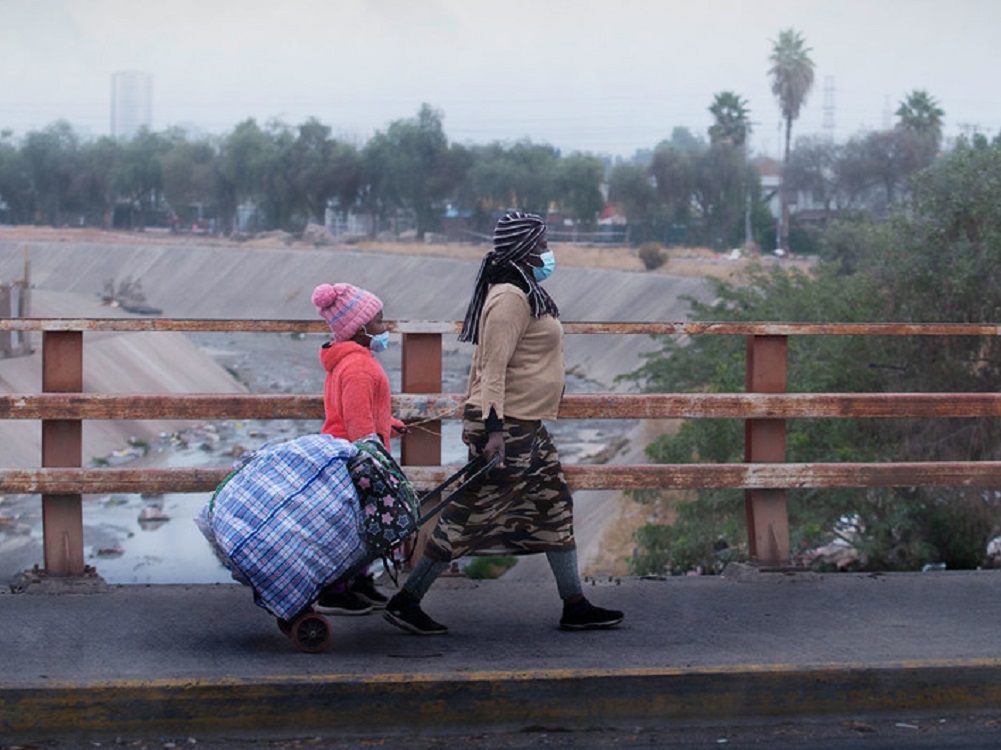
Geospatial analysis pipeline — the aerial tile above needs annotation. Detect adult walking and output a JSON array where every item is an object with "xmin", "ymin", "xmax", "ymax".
[{"xmin": 384, "ymin": 211, "xmax": 625, "ymax": 635}]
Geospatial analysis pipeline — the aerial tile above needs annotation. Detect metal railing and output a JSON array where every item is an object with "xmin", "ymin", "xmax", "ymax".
[{"xmin": 3, "ymin": 317, "xmax": 1001, "ymax": 576}]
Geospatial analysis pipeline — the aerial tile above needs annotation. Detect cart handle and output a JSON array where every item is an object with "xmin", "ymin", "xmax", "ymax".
[{"xmin": 416, "ymin": 454, "xmax": 500, "ymax": 525}]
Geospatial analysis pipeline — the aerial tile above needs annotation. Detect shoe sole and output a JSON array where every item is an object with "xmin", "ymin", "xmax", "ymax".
[
  {"xmin": 559, "ymin": 618, "xmax": 624, "ymax": 631},
  {"xmin": 312, "ymin": 605, "xmax": 373, "ymax": 616},
  {"xmin": 383, "ymin": 609, "xmax": 448, "ymax": 635},
  {"xmin": 353, "ymin": 595, "xmax": 388, "ymax": 609}
]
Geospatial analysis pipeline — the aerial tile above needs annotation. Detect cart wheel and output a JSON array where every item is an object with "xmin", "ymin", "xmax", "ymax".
[{"xmin": 290, "ymin": 612, "xmax": 330, "ymax": 653}]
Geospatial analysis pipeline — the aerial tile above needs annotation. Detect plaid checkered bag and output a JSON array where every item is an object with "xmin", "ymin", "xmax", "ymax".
[
  {"xmin": 347, "ymin": 434, "xmax": 420, "ymax": 557},
  {"xmin": 196, "ymin": 434, "xmax": 369, "ymax": 621}
]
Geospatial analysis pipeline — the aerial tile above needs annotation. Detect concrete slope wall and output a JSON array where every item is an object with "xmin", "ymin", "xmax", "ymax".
[
  {"xmin": 0, "ymin": 241, "xmax": 712, "ymax": 466},
  {"xmin": 1, "ymin": 240, "xmax": 711, "ymax": 386},
  {"xmin": 0, "ymin": 287, "xmax": 250, "ymax": 466}
]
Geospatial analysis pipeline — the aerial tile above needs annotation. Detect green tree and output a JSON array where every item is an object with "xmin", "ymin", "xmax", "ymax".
[
  {"xmin": 361, "ymin": 104, "xmax": 464, "ymax": 239},
  {"xmin": 21, "ymin": 120, "xmax": 80, "ymax": 226},
  {"xmin": 691, "ymin": 143, "xmax": 746, "ymax": 249},
  {"xmin": 895, "ymin": 89, "xmax": 945, "ymax": 148},
  {"xmin": 216, "ymin": 118, "xmax": 276, "ymax": 233},
  {"xmin": 325, "ymin": 140, "xmax": 364, "ymax": 222},
  {"xmin": 707, "ymin": 91, "xmax": 753, "ymax": 248},
  {"xmin": 270, "ymin": 118, "xmax": 364, "ymax": 232},
  {"xmin": 625, "ymin": 137, "xmax": 1001, "ymax": 574},
  {"xmin": 359, "ymin": 129, "xmax": 400, "ymax": 237},
  {"xmin": 113, "ymin": 127, "xmax": 168, "ymax": 230},
  {"xmin": 876, "ymin": 135, "xmax": 1001, "ymax": 331},
  {"xmin": 556, "ymin": 152, "xmax": 605, "ymax": 228},
  {"xmin": 502, "ymin": 140, "xmax": 561, "ymax": 217},
  {"xmin": 74, "ymin": 136, "xmax": 121, "ymax": 229},
  {"xmin": 650, "ymin": 144, "xmax": 695, "ymax": 226},
  {"xmin": 159, "ymin": 128, "xmax": 218, "ymax": 230},
  {"xmin": 0, "ymin": 130, "xmax": 33, "ymax": 224},
  {"xmin": 837, "ymin": 128, "xmax": 934, "ymax": 214},
  {"xmin": 654, "ymin": 126, "xmax": 704, "ymax": 154},
  {"xmin": 462, "ymin": 142, "xmax": 515, "ymax": 217},
  {"xmin": 894, "ymin": 89, "xmax": 945, "ymax": 175},
  {"xmin": 785, "ymin": 135, "xmax": 841, "ymax": 219},
  {"xmin": 708, "ymin": 91, "xmax": 750, "ymax": 147},
  {"xmin": 458, "ymin": 139, "xmax": 562, "ymax": 235},
  {"xmin": 769, "ymin": 28, "xmax": 815, "ymax": 252},
  {"xmin": 624, "ymin": 263, "xmax": 887, "ymax": 573},
  {"xmin": 282, "ymin": 118, "xmax": 343, "ymax": 227},
  {"xmin": 607, "ymin": 161, "xmax": 660, "ymax": 243},
  {"xmin": 256, "ymin": 121, "xmax": 298, "ymax": 231},
  {"xmin": 650, "ymin": 140, "xmax": 700, "ymax": 244}
]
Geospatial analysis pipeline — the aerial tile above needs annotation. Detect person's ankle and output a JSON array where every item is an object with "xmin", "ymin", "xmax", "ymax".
[{"xmin": 391, "ymin": 589, "xmax": 419, "ymax": 606}]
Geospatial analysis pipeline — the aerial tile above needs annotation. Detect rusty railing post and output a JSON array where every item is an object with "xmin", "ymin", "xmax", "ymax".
[
  {"xmin": 744, "ymin": 334, "xmax": 790, "ymax": 565},
  {"xmin": 400, "ymin": 332, "xmax": 443, "ymax": 559},
  {"xmin": 41, "ymin": 330, "xmax": 86, "ymax": 575}
]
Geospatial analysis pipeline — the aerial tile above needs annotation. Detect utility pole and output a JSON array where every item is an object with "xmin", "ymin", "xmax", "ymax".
[
  {"xmin": 823, "ymin": 76, "xmax": 835, "ymax": 142},
  {"xmin": 743, "ymin": 120, "xmax": 760, "ymax": 250},
  {"xmin": 744, "ymin": 163, "xmax": 753, "ymax": 249}
]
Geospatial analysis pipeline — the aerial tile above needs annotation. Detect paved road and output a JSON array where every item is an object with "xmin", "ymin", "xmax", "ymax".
[{"xmin": 4, "ymin": 567, "xmax": 1001, "ymax": 744}]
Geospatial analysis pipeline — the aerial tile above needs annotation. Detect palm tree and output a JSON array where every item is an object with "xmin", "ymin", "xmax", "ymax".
[
  {"xmin": 708, "ymin": 92, "xmax": 753, "ymax": 246},
  {"xmin": 769, "ymin": 28, "xmax": 815, "ymax": 251},
  {"xmin": 708, "ymin": 91, "xmax": 750, "ymax": 146},
  {"xmin": 896, "ymin": 89, "xmax": 945, "ymax": 148}
]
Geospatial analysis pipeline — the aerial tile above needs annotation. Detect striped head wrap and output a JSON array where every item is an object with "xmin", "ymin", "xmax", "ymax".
[{"xmin": 459, "ymin": 211, "xmax": 560, "ymax": 344}]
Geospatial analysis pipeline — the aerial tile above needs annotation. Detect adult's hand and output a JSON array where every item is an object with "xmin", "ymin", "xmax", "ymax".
[{"xmin": 483, "ymin": 430, "xmax": 506, "ymax": 469}]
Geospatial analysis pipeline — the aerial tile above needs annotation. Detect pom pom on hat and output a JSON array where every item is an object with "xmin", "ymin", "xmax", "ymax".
[{"xmin": 312, "ymin": 283, "xmax": 383, "ymax": 342}]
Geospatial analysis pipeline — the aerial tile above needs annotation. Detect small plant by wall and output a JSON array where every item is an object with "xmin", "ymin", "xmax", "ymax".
[
  {"xmin": 462, "ymin": 556, "xmax": 518, "ymax": 579},
  {"xmin": 638, "ymin": 243, "xmax": 667, "ymax": 271}
]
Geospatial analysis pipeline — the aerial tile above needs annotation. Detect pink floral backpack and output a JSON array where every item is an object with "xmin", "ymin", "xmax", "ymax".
[{"xmin": 347, "ymin": 434, "xmax": 421, "ymax": 558}]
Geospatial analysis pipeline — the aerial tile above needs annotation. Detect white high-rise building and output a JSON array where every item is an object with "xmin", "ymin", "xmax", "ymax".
[{"xmin": 110, "ymin": 70, "xmax": 152, "ymax": 139}]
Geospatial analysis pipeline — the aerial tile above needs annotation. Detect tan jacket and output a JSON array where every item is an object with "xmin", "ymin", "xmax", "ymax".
[{"xmin": 464, "ymin": 284, "xmax": 564, "ymax": 421}]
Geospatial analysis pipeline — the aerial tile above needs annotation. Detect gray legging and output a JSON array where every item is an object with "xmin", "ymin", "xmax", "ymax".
[{"xmin": 402, "ymin": 548, "xmax": 583, "ymax": 602}]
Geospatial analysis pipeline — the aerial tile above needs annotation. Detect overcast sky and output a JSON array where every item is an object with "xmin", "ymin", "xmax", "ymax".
[{"xmin": 3, "ymin": 0, "xmax": 999, "ymax": 158}]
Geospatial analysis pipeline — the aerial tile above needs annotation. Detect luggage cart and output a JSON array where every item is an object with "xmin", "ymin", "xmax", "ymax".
[
  {"xmin": 275, "ymin": 454, "xmax": 496, "ymax": 653},
  {"xmin": 198, "ymin": 434, "xmax": 495, "ymax": 654}
]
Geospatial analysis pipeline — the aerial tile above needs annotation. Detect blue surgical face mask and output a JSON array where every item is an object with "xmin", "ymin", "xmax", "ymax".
[
  {"xmin": 367, "ymin": 330, "xmax": 390, "ymax": 353},
  {"xmin": 533, "ymin": 250, "xmax": 556, "ymax": 283}
]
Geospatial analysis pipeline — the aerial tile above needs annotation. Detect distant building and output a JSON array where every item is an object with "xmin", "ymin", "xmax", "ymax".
[
  {"xmin": 755, "ymin": 155, "xmax": 830, "ymax": 223},
  {"xmin": 110, "ymin": 70, "xmax": 152, "ymax": 139}
]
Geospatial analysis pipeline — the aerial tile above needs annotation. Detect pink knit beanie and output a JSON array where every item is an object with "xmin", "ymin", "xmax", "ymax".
[{"xmin": 312, "ymin": 283, "xmax": 383, "ymax": 342}]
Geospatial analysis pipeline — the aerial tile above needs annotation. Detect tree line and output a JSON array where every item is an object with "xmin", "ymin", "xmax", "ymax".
[{"xmin": 0, "ymin": 28, "xmax": 949, "ymax": 252}]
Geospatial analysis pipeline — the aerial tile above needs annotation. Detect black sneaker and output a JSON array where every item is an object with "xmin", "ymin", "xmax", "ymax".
[
  {"xmin": 313, "ymin": 590, "xmax": 373, "ymax": 616},
  {"xmin": 384, "ymin": 591, "xmax": 448, "ymax": 635},
  {"xmin": 350, "ymin": 574, "xmax": 389, "ymax": 609},
  {"xmin": 559, "ymin": 598, "xmax": 624, "ymax": 631}
]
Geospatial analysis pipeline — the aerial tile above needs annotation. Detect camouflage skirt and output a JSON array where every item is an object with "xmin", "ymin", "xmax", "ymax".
[{"xmin": 424, "ymin": 407, "xmax": 576, "ymax": 562}]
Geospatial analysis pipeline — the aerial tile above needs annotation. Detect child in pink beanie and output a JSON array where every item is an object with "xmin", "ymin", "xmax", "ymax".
[{"xmin": 311, "ymin": 283, "xmax": 406, "ymax": 615}]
